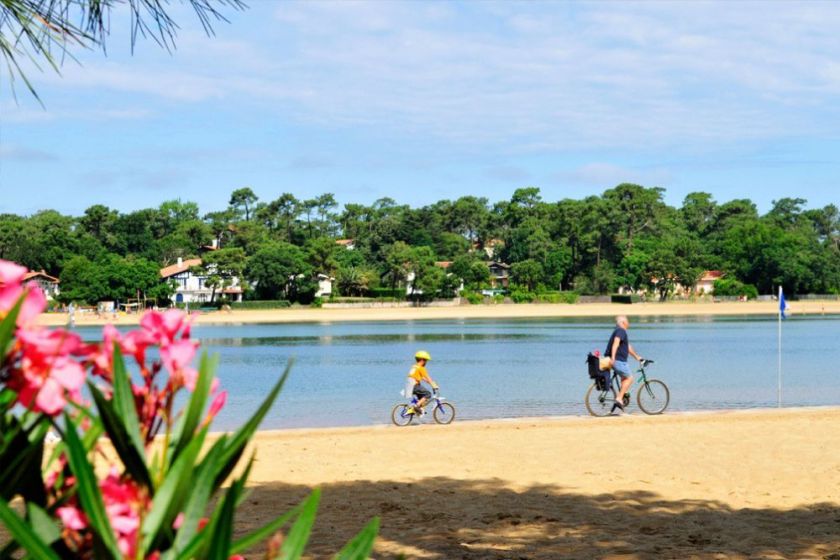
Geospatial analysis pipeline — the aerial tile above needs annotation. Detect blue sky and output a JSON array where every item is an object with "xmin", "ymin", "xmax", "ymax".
[{"xmin": 1, "ymin": 0, "xmax": 839, "ymax": 216}]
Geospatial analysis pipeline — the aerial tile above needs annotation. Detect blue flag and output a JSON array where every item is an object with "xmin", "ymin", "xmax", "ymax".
[{"xmin": 779, "ymin": 287, "xmax": 788, "ymax": 319}]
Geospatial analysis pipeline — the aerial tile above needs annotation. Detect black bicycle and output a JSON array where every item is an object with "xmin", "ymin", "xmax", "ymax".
[{"xmin": 585, "ymin": 359, "xmax": 670, "ymax": 416}]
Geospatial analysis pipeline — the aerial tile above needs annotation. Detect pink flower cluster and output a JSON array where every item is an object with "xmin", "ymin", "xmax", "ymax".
[
  {"xmin": 2, "ymin": 260, "xmax": 238, "ymax": 559},
  {"xmin": 0, "ymin": 260, "xmax": 47, "ymax": 328},
  {"xmin": 1, "ymin": 260, "xmax": 85, "ymax": 415},
  {"xmin": 57, "ymin": 467, "xmax": 148, "ymax": 557}
]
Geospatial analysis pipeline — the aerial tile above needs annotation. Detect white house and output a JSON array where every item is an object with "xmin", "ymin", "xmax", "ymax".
[
  {"xmin": 695, "ymin": 270, "xmax": 724, "ymax": 295},
  {"xmin": 24, "ymin": 270, "xmax": 60, "ymax": 300},
  {"xmin": 315, "ymin": 273, "xmax": 334, "ymax": 298},
  {"xmin": 159, "ymin": 257, "xmax": 244, "ymax": 304}
]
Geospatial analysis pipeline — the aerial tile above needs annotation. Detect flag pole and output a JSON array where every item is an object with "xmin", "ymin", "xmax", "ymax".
[{"xmin": 777, "ymin": 286, "xmax": 782, "ymax": 408}]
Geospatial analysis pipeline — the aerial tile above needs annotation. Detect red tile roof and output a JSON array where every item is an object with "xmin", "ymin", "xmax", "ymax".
[
  {"xmin": 23, "ymin": 270, "xmax": 60, "ymax": 283},
  {"xmin": 699, "ymin": 270, "xmax": 725, "ymax": 282},
  {"xmin": 159, "ymin": 259, "xmax": 202, "ymax": 279}
]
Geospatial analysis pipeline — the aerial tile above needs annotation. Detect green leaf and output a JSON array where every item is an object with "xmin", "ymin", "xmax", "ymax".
[
  {"xmin": 0, "ymin": 418, "xmax": 47, "ymax": 505},
  {"xmin": 229, "ymin": 502, "xmax": 302, "ymax": 555},
  {"xmin": 109, "ymin": 343, "xmax": 146, "ymax": 462},
  {"xmin": 277, "ymin": 489, "xmax": 320, "ymax": 560},
  {"xmin": 88, "ymin": 382, "xmax": 153, "ymax": 490},
  {"xmin": 169, "ymin": 351, "xmax": 218, "ymax": 467},
  {"xmin": 206, "ymin": 479, "xmax": 238, "ymax": 560},
  {"xmin": 62, "ymin": 413, "xmax": 122, "ymax": 559},
  {"xmin": 0, "ymin": 498, "xmax": 60, "ymax": 560},
  {"xmin": 141, "ymin": 428, "xmax": 207, "ymax": 552},
  {"xmin": 170, "ymin": 435, "xmax": 228, "ymax": 552},
  {"xmin": 334, "ymin": 517, "xmax": 380, "ymax": 560},
  {"xmin": 0, "ymin": 388, "xmax": 16, "ymax": 409},
  {"xmin": 174, "ymin": 456, "xmax": 254, "ymax": 560},
  {"xmin": 26, "ymin": 503, "xmax": 60, "ymax": 546},
  {"xmin": 0, "ymin": 296, "xmax": 23, "ymax": 357},
  {"xmin": 215, "ymin": 359, "xmax": 293, "ymax": 487}
]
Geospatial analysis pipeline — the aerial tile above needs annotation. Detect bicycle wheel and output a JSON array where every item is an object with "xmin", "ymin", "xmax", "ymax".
[
  {"xmin": 433, "ymin": 402, "xmax": 456, "ymax": 424},
  {"xmin": 584, "ymin": 383, "xmax": 613, "ymax": 417},
  {"xmin": 637, "ymin": 379, "xmax": 670, "ymax": 415},
  {"xmin": 391, "ymin": 404, "xmax": 415, "ymax": 426}
]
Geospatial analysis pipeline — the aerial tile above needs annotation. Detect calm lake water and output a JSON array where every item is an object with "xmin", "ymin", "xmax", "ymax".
[{"xmin": 76, "ymin": 315, "xmax": 840, "ymax": 430}]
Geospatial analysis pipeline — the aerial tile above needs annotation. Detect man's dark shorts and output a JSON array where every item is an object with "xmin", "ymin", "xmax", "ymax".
[{"xmin": 413, "ymin": 385, "xmax": 431, "ymax": 400}]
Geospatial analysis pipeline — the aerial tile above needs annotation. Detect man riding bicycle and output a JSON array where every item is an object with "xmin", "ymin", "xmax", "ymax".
[
  {"xmin": 406, "ymin": 350, "xmax": 438, "ymax": 415},
  {"xmin": 605, "ymin": 315, "xmax": 644, "ymax": 414}
]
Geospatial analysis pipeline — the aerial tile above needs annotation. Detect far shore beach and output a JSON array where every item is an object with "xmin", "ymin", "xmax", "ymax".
[
  {"xmin": 229, "ymin": 407, "xmax": 840, "ymax": 558},
  {"xmin": 36, "ymin": 299, "xmax": 840, "ymax": 328}
]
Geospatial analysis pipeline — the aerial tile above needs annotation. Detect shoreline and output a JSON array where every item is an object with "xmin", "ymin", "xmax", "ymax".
[
  {"xmin": 36, "ymin": 299, "xmax": 840, "ymax": 327},
  {"xmin": 231, "ymin": 405, "xmax": 840, "ymax": 558},
  {"xmin": 216, "ymin": 403, "xmax": 840, "ymax": 437}
]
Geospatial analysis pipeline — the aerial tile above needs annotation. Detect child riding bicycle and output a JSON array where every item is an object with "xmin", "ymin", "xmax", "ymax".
[{"xmin": 405, "ymin": 350, "xmax": 439, "ymax": 415}]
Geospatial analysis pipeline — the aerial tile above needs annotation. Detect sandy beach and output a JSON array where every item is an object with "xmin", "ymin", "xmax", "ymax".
[
  {"xmin": 36, "ymin": 299, "xmax": 840, "ymax": 327},
  {"xmin": 232, "ymin": 407, "xmax": 840, "ymax": 559}
]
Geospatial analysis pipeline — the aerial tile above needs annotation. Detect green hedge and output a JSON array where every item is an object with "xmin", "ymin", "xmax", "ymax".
[
  {"xmin": 533, "ymin": 291, "xmax": 579, "ymax": 304},
  {"xmin": 461, "ymin": 291, "xmax": 484, "ymax": 305},
  {"xmin": 227, "ymin": 300, "xmax": 292, "ymax": 310},
  {"xmin": 369, "ymin": 288, "xmax": 406, "ymax": 299},
  {"xmin": 713, "ymin": 279, "xmax": 758, "ymax": 299},
  {"xmin": 510, "ymin": 290, "xmax": 579, "ymax": 304}
]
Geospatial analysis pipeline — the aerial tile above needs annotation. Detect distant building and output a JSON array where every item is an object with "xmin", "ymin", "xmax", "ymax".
[
  {"xmin": 315, "ymin": 274, "xmax": 334, "ymax": 298},
  {"xmin": 159, "ymin": 257, "xmax": 244, "ymax": 304},
  {"xmin": 487, "ymin": 261, "xmax": 511, "ymax": 289},
  {"xmin": 695, "ymin": 270, "xmax": 725, "ymax": 294},
  {"xmin": 481, "ymin": 239, "xmax": 504, "ymax": 259},
  {"xmin": 335, "ymin": 239, "xmax": 356, "ymax": 250},
  {"xmin": 24, "ymin": 270, "xmax": 60, "ymax": 300}
]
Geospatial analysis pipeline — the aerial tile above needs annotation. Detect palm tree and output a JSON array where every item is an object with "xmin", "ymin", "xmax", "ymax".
[{"xmin": 0, "ymin": 0, "xmax": 244, "ymax": 100}]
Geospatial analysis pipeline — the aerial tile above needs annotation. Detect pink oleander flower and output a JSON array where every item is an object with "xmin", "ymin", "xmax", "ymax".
[
  {"xmin": 100, "ymin": 467, "xmax": 149, "ymax": 558},
  {"xmin": 160, "ymin": 338, "xmax": 199, "ymax": 378},
  {"xmin": 12, "ymin": 355, "xmax": 85, "ymax": 415},
  {"xmin": 18, "ymin": 327, "xmax": 83, "ymax": 357},
  {"xmin": 203, "ymin": 390, "xmax": 227, "ymax": 427},
  {"xmin": 0, "ymin": 259, "xmax": 26, "ymax": 286},
  {"xmin": 0, "ymin": 260, "xmax": 46, "ymax": 326},
  {"xmin": 56, "ymin": 505, "xmax": 87, "ymax": 531},
  {"xmin": 10, "ymin": 329, "xmax": 86, "ymax": 415},
  {"xmin": 140, "ymin": 309, "xmax": 189, "ymax": 346}
]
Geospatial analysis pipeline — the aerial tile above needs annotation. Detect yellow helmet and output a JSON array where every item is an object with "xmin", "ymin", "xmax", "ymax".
[{"xmin": 415, "ymin": 350, "xmax": 431, "ymax": 361}]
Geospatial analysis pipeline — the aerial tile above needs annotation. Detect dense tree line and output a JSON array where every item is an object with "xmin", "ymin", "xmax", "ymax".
[{"xmin": 2, "ymin": 185, "xmax": 838, "ymax": 304}]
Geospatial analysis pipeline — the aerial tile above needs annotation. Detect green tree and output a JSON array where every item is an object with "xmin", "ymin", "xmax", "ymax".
[
  {"xmin": 305, "ymin": 236, "xmax": 341, "ymax": 275},
  {"xmin": 245, "ymin": 242, "xmax": 312, "ymax": 300},
  {"xmin": 198, "ymin": 247, "xmax": 247, "ymax": 302},
  {"xmin": 229, "ymin": 187, "xmax": 258, "ymax": 221},
  {"xmin": 336, "ymin": 265, "xmax": 379, "ymax": 297},
  {"xmin": 510, "ymin": 259, "xmax": 544, "ymax": 292},
  {"xmin": 450, "ymin": 254, "xmax": 490, "ymax": 290}
]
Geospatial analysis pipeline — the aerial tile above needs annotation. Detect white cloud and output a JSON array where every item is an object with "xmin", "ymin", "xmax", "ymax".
[
  {"xmin": 0, "ymin": 144, "xmax": 59, "ymax": 161},
  {"xmin": 558, "ymin": 163, "xmax": 674, "ymax": 188},
  {"xmin": 9, "ymin": 1, "xmax": 840, "ymax": 153}
]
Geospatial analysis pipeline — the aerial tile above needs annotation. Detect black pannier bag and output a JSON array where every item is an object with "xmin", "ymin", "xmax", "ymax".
[{"xmin": 586, "ymin": 352, "xmax": 610, "ymax": 391}]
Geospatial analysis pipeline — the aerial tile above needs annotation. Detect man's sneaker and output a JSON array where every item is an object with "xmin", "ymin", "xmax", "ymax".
[{"xmin": 406, "ymin": 406, "xmax": 417, "ymax": 415}]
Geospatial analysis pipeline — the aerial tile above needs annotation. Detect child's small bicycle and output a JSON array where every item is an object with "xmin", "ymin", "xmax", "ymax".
[{"xmin": 391, "ymin": 390, "xmax": 456, "ymax": 426}]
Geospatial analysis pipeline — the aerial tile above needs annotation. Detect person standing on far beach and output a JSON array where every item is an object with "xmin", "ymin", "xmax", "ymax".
[{"xmin": 605, "ymin": 315, "xmax": 644, "ymax": 414}]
